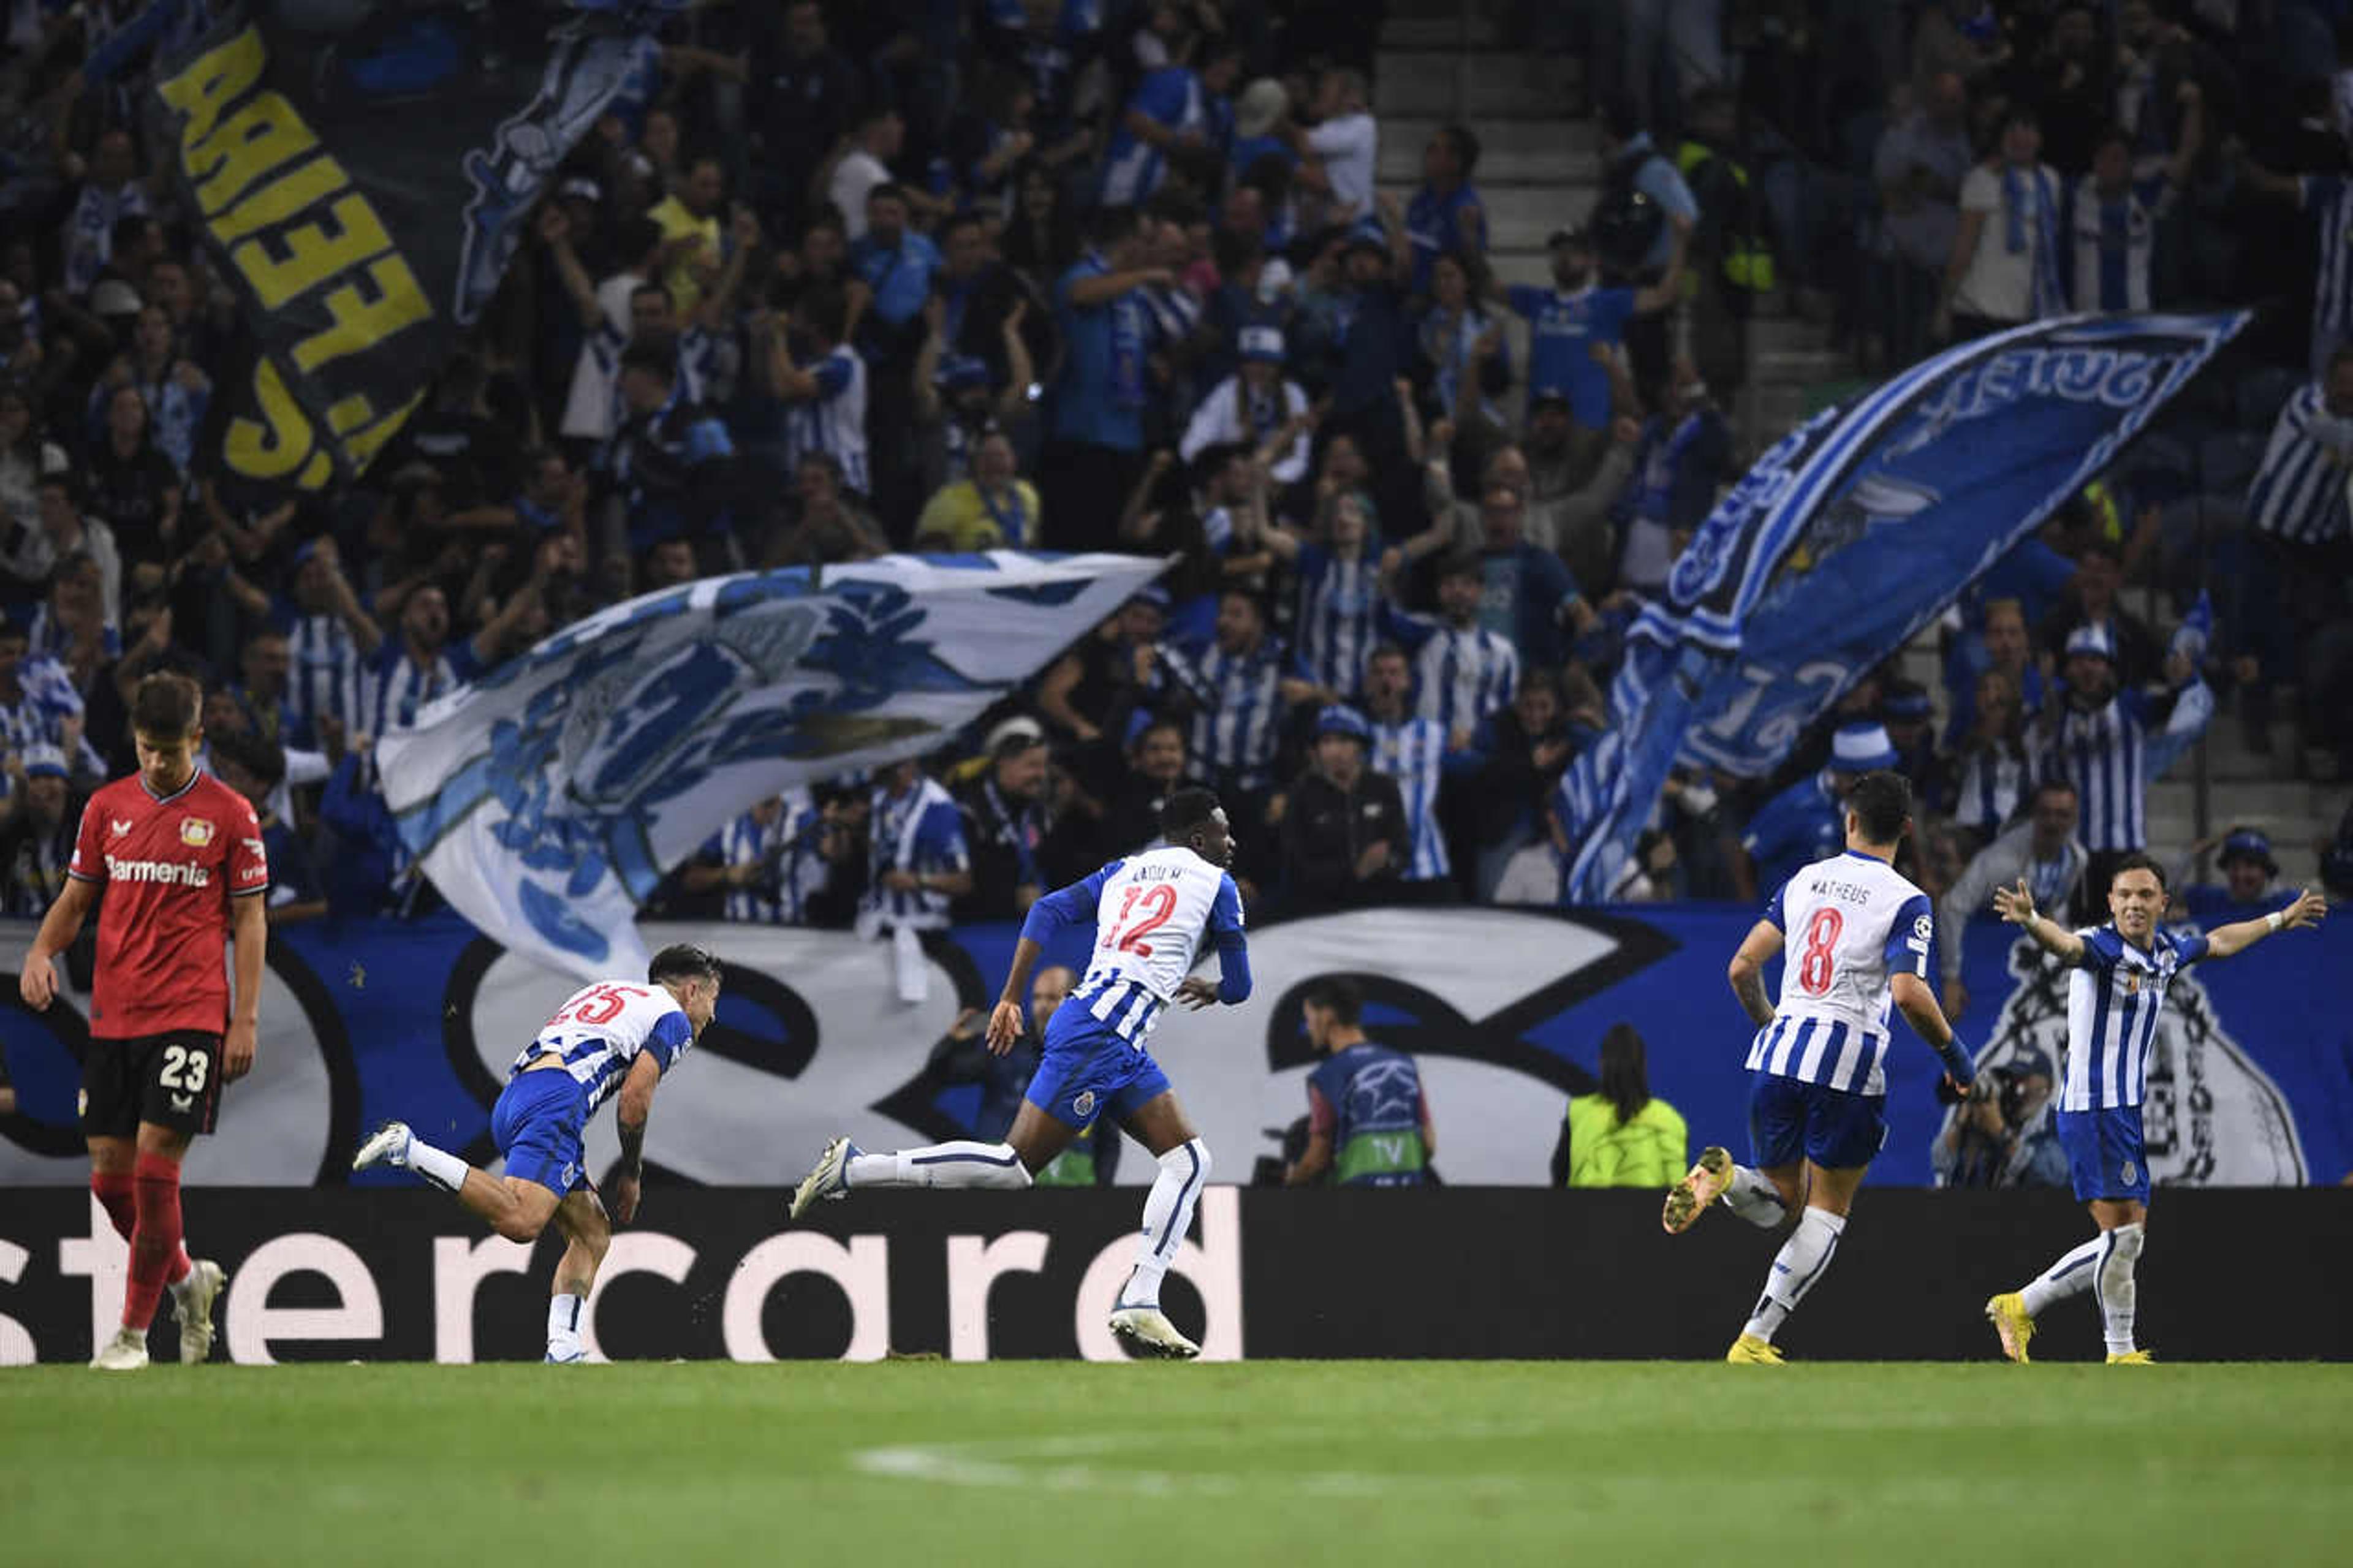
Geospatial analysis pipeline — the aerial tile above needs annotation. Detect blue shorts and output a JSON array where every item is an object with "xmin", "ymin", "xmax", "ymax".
[
  {"xmin": 2056, "ymin": 1105, "xmax": 2151, "ymax": 1203},
  {"xmin": 1025, "ymin": 1010, "xmax": 1172, "ymax": 1132},
  {"xmin": 1748, "ymin": 1072, "xmax": 1888, "ymax": 1171},
  {"xmin": 491, "ymin": 1070, "xmax": 590, "ymax": 1196}
]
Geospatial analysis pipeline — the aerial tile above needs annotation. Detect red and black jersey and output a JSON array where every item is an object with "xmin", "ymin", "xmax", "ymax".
[{"xmin": 68, "ymin": 769, "xmax": 268, "ymax": 1040}]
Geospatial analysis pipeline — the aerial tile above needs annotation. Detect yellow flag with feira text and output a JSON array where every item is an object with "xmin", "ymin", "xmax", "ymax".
[{"xmin": 147, "ymin": 3, "xmax": 656, "ymax": 500}]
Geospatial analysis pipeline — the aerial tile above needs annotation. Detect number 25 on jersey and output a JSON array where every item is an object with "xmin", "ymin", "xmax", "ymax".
[{"xmin": 547, "ymin": 983, "xmax": 650, "ymax": 1030}]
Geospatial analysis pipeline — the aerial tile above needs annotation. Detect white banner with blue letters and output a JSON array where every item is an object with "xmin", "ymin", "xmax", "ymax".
[
  {"xmin": 377, "ymin": 553, "xmax": 1163, "ymax": 980},
  {"xmin": 1561, "ymin": 311, "xmax": 2249, "ymax": 902}
]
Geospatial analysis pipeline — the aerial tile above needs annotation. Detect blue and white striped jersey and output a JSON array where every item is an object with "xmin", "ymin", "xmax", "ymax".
[
  {"xmin": 1378, "ymin": 602, "xmax": 1517, "ymax": 737},
  {"xmin": 1745, "ymin": 850, "xmax": 1934, "ymax": 1098},
  {"xmin": 512, "ymin": 979, "xmax": 693, "ymax": 1116},
  {"xmin": 25, "ymin": 604, "xmax": 119, "ymax": 665},
  {"xmin": 1157, "ymin": 634, "xmax": 1305, "ymax": 793},
  {"xmin": 2029, "ymin": 686, "xmax": 2211, "ymax": 852},
  {"xmin": 355, "ymin": 638, "xmax": 481, "ymax": 740},
  {"xmin": 860, "ymin": 775, "xmax": 969, "ymax": 931},
  {"xmin": 2300, "ymin": 175, "xmax": 2353, "ymax": 341},
  {"xmin": 281, "ymin": 610, "xmax": 367, "ymax": 737},
  {"xmin": 784, "ymin": 344, "xmax": 870, "ymax": 497},
  {"xmin": 0, "ymin": 688, "xmax": 64, "ymax": 759},
  {"xmin": 2062, "ymin": 924, "xmax": 2207, "ymax": 1111},
  {"xmin": 1056, "ymin": 845, "xmax": 1246, "ymax": 1042},
  {"xmin": 2068, "ymin": 172, "xmax": 2164, "ymax": 312},
  {"xmin": 1950, "ymin": 744, "xmax": 2026, "ymax": 833},
  {"xmin": 1366, "ymin": 711, "xmax": 1450, "ymax": 881},
  {"xmin": 708, "ymin": 790, "xmax": 824, "ymax": 924},
  {"xmin": 1293, "ymin": 545, "xmax": 1381, "ymax": 699},
  {"xmin": 2246, "ymin": 382, "xmax": 2353, "ymax": 546},
  {"xmin": 591, "ymin": 323, "xmax": 715, "ymax": 436}
]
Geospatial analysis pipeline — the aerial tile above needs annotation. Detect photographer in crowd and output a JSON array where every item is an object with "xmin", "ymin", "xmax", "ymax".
[{"xmin": 1930, "ymin": 1044, "xmax": 2066, "ymax": 1191}]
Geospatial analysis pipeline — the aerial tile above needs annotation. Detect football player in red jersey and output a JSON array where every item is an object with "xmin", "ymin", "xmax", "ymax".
[{"xmin": 19, "ymin": 672, "xmax": 270, "ymax": 1369}]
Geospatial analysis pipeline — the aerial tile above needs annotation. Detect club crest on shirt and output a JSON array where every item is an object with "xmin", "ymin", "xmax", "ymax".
[{"xmin": 180, "ymin": 819, "xmax": 216, "ymax": 848}]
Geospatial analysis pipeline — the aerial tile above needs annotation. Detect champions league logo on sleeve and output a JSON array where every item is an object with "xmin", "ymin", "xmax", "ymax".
[{"xmin": 1968, "ymin": 933, "xmax": 2307, "ymax": 1185}]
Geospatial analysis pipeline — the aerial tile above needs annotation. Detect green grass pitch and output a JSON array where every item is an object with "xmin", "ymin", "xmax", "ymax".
[{"xmin": 6, "ymin": 1361, "xmax": 2349, "ymax": 1566}]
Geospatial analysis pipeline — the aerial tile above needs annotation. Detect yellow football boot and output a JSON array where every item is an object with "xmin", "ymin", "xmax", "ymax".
[{"xmin": 1985, "ymin": 1292, "xmax": 2036, "ymax": 1363}]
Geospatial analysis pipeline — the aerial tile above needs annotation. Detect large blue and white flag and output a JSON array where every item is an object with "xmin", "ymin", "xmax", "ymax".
[
  {"xmin": 1561, "ymin": 311, "xmax": 2249, "ymax": 902},
  {"xmin": 377, "ymin": 553, "xmax": 1163, "ymax": 979}
]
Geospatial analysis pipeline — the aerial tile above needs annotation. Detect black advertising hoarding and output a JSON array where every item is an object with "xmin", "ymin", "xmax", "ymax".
[{"xmin": 4, "ymin": 1188, "xmax": 2349, "ymax": 1365}]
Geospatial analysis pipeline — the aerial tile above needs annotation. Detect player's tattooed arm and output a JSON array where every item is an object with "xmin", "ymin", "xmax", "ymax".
[
  {"xmin": 1726, "ymin": 920, "xmax": 1782, "ymax": 1029},
  {"xmin": 614, "ymin": 1052, "xmax": 662, "ymax": 1181}
]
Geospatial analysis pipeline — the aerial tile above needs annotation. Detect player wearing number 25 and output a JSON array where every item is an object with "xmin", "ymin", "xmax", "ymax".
[
  {"xmin": 792, "ymin": 789, "xmax": 1252, "ymax": 1360},
  {"xmin": 1661, "ymin": 770, "xmax": 1977, "ymax": 1363},
  {"xmin": 20, "ymin": 673, "xmax": 268, "ymax": 1371},
  {"xmin": 353, "ymin": 945, "xmax": 723, "ymax": 1363}
]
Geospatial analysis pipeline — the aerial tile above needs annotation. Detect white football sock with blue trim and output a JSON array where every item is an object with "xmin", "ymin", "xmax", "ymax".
[
  {"xmin": 845, "ymin": 1142, "xmax": 1031, "ymax": 1190},
  {"xmin": 1741, "ymin": 1206, "xmax": 1846, "ymax": 1343},
  {"xmin": 2020, "ymin": 1237, "xmax": 2104, "ymax": 1317},
  {"xmin": 405, "ymin": 1137, "xmax": 469, "ymax": 1194},
  {"xmin": 2096, "ymin": 1223, "xmax": 2145, "ymax": 1354},
  {"xmin": 546, "ymin": 1292, "xmax": 585, "ymax": 1362},
  {"xmin": 1122, "ymin": 1139, "xmax": 1211, "ymax": 1309},
  {"xmin": 1721, "ymin": 1164, "xmax": 1789, "ymax": 1229}
]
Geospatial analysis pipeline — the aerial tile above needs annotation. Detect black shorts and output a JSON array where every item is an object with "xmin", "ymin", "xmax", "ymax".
[{"xmin": 80, "ymin": 1031, "xmax": 224, "ymax": 1139}]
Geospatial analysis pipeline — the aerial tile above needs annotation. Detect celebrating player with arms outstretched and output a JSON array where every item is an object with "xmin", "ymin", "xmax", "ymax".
[
  {"xmin": 354, "ymin": 944, "xmax": 722, "ymax": 1363},
  {"xmin": 21, "ymin": 673, "xmax": 268, "ymax": 1370},
  {"xmin": 1983, "ymin": 859, "xmax": 2324, "ymax": 1363},
  {"xmin": 791, "ymin": 787, "xmax": 1252, "ymax": 1359},
  {"xmin": 1660, "ymin": 771, "xmax": 1977, "ymax": 1362}
]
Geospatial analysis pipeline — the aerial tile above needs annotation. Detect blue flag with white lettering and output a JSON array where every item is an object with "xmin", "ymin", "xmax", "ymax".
[
  {"xmin": 376, "ymin": 553, "xmax": 1164, "ymax": 980},
  {"xmin": 1561, "ymin": 311, "xmax": 2249, "ymax": 903}
]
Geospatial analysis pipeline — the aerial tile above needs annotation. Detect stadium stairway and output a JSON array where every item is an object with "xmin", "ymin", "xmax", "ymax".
[
  {"xmin": 1371, "ymin": 0, "xmax": 1852, "ymax": 455},
  {"xmin": 1374, "ymin": 2, "xmax": 2347, "ymax": 887}
]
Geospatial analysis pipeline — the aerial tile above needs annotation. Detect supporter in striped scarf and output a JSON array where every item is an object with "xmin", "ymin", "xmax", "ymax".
[{"xmin": 1355, "ymin": 642, "xmax": 1457, "ymax": 896}]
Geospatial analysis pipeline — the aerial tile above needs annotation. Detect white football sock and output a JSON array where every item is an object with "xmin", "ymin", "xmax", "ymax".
[
  {"xmin": 547, "ymin": 1292, "xmax": 584, "ymax": 1360},
  {"xmin": 845, "ymin": 1142, "xmax": 1031, "ymax": 1190},
  {"xmin": 1741, "ymin": 1206, "xmax": 1846, "ymax": 1344},
  {"xmin": 1721, "ymin": 1164, "xmax": 1789, "ymax": 1229},
  {"xmin": 406, "ymin": 1137, "xmax": 470, "ymax": 1194},
  {"xmin": 1122, "ymin": 1139, "xmax": 1211, "ymax": 1309},
  {"xmin": 2094, "ymin": 1223, "xmax": 2145, "ymax": 1355},
  {"xmin": 2019, "ymin": 1237, "xmax": 2104, "ymax": 1317}
]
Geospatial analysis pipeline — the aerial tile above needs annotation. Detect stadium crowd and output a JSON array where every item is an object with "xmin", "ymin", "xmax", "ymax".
[{"xmin": 0, "ymin": 0, "xmax": 2346, "ymax": 980}]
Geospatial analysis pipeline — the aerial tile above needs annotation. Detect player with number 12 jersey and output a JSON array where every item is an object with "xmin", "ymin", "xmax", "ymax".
[
  {"xmin": 1658, "ymin": 771, "xmax": 1976, "ymax": 1362},
  {"xmin": 791, "ymin": 788, "xmax": 1252, "ymax": 1360}
]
